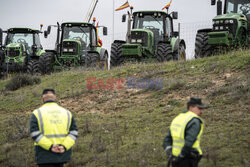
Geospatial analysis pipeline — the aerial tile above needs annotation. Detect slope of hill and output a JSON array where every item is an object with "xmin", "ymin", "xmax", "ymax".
[{"xmin": 0, "ymin": 49, "xmax": 249, "ymax": 167}]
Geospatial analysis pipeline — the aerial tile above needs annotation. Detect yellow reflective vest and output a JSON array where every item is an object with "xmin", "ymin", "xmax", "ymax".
[
  {"xmin": 170, "ymin": 111, "xmax": 203, "ymax": 156},
  {"xmin": 32, "ymin": 103, "xmax": 76, "ymax": 151}
]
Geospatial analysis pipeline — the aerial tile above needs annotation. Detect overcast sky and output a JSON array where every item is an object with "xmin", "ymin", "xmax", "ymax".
[{"xmin": 0, "ymin": 0, "xmax": 218, "ymax": 59}]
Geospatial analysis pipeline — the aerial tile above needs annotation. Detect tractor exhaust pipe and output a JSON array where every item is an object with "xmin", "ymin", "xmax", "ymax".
[{"xmin": 217, "ymin": 0, "xmax": 222, "ymax": 15}]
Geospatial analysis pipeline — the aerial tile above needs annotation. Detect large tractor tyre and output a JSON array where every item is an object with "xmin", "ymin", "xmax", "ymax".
[
  {"xmin": 173, "ymin": 44, "xmax": 186, "ymax": 61},
  {"xmin": 39, "ymin": 52, "xmax": 54, "ymax": 74},
  {"xmin": 194, "ymin": 32, "xmax": 213, "ymax": 59},
  {"xmin": 85, "ymin": 53, "xmax": 101, "ymax": 68},
  {"xmin": 237, "ymin": 28, "xmax": 247, "ymax": 47},
  {"xmin": 27, "ymin": 59, "xmax": 40, "ymax": 74},
  {"xmin": 110, "ymin": 42, "xmax": 123, "ymax": 67},
  {"xmin": 156, "ymin": 43, "xmax": 173, "ymax": 62}
]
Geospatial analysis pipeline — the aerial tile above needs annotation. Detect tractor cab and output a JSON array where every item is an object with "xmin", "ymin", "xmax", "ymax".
[
  {"xmin": 224, "ymin": 0, "xmax": 250, "ymax": 34},
  {"xmin": 60, "ymin": 22, "xmax": 97, "ymax": 65},
  {"xmin": 208, "ymin": 0, "xmax": 249, "ymax": 46},
  {"xmin": 0, "ymin": 28, "xmax": 44, "ymax": 72},
  {"xmin": 132, "ymin": 11, "xmax": 176, "ymax": 48},
  {"xmin": 42, "ymin": 21, "xmax": 108, "ymax": 72}
]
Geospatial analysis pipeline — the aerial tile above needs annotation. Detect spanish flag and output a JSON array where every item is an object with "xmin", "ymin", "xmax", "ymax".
[
  {"xmin": 115, "ymin": 1, "xmax": 130, "ymax": 11},
  {"xmin": 162, "ymin": 0, "xmax": 172, "ymax": 10}
]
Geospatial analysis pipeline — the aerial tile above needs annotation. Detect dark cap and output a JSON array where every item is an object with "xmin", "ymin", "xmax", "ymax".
[
  {"xmin": 42, "ymin": 88, "xmax": 55, "ymax": 95},
  {"xmin": 187, "ymin": 97, "xmax": 208, "ymax": 109}
]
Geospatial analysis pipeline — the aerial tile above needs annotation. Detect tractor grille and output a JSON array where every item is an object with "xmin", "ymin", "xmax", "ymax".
[
  {"xmin": 7, "ymin": 48, "xmax": 20, "ymax": 57},
  {"xmin": 131, "ymin": 31, "xmax": 148, "ymax": 47},
  {"xmin": 212, "ymin": 19, "xmax": 237, "ymax": 36},
  {"xmin": 62, "ymin": 41, "xmax": 78, "ymax": 55}
]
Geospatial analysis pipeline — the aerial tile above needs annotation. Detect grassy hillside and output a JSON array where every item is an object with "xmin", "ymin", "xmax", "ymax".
[{"xmin": 0, "ymin": 49, "xmax": 249, "ymax": 167}]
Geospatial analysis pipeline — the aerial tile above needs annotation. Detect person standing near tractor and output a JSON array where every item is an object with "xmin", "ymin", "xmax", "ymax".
[
  {"xmin": 163, "ymin": 97, "xmax": 208, "ymax": 167},
  {"xmin": 29, "ymin": 88, "xmax": 78, "ymax": 167}
]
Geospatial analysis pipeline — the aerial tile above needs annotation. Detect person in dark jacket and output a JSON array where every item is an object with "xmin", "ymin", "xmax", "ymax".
[
  {"xmin": 30, "ymin": 88, "xmax": 78, "ymax": 167},
  {"xmin": 163, "ymin": 97, "xmax": 208, "ymax": 167}
]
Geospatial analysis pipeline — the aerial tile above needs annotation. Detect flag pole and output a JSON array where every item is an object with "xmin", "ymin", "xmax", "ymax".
[{"xmin": 112, "ymin": 0, "xmax": 114, "ymax": 42}]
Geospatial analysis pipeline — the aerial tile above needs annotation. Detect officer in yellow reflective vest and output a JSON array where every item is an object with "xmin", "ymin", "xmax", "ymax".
[
  {"xmin": 30, "ymin": 89, "xmax": 78, "ymax": 167},
  {"xmin": 163, "ymin": 97, "xmax": 208, "ymax": 167}
]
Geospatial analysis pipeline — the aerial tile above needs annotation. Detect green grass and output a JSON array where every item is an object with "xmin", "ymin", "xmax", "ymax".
[{"xmin": 0, "ymin": 49, "xmax": 249, "ymax": 167}]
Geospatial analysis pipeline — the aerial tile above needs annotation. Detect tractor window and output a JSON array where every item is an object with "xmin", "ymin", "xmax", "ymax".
[
  {"xmin": 134, "ymin": 14, "xmax": 164, "ymax": 36},
  {"xmin": 34, "ymin": 34, "xmax": 41, "ymax": 47},
  {"xmin": 91, "ymin": 28, "xmax": 97, "ymax": 46},
  {"xmin": 63, "ymin": 26, "xmax": 90, "ymax": 49},
  {"xmin": 6, "ymin": 33, "xmax": 33, "ymax": 48},
  {"xmin": 226, "ymin": 0, "xmax": 250, "ymax": 15},
  {"xmin": 165, "ymin": 17, "xmax": 172, "ymax": 36}
]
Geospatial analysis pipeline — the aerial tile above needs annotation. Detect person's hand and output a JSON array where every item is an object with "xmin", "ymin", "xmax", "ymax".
[
  {"xmin": 58, "ymin": 146, "xmax": 65, "ymax": 153},
  {"xmin": 51, "ymin": 144, "xmax": 60, "ymax": 153}
]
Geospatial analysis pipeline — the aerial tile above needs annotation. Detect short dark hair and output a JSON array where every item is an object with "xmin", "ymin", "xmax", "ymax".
[{"xmin": 42, "ymin": 88, "xmax": 55, "ymax": 95}]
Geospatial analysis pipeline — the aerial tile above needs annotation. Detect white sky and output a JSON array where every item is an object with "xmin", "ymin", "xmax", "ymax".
[{"xmin": 0, "ymin": 0, "xmax": 218, "ymax": 59}]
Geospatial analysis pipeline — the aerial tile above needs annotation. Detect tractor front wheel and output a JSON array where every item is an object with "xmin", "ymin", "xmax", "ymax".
[
  {"xmin": 27, "ymin": 59, "xmax": 40, "ymax": 74},
  {"xmin": 156, "ymin": 43, "xmax": 173, "ymax": 62},
  {"xmin": 85, "ymin": 53, "xmax": 101, "ymax": 68},
  {"xmin": 39, "ymin": 52, "xmax": 55, "ymax": 74},
  {"xmin": 110, "ymin": 42, "xmax": 123, "ymax": 67},
  {"xmin": 195, "ymin": 32, "xmax": 213, "ymax": 59}
]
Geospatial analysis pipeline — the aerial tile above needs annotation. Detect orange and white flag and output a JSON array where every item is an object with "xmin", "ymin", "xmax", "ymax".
[
  {"xmin": 115, "ymin": 1, "xmax": 130, "ymax": 11},
  {"xmin": 162, "ymin": 0, "xmax": 172, "ymax": 10}
]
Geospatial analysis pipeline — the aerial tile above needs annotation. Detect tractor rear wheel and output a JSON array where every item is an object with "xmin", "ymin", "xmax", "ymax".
[
  {"xmin": 195, "ymin": 32, "xmax": 213, "ymax": 58},
  {"xmin": 39, "ymin": 52, "xmax": 55, "ymax": 74},
  {"xmin": 156, "ymin": 43, "xmax": 173, "ymax": 62},
  {"xmin": 27, "ymin": 59, "xmax": 40, "ymax": 74},
  {"xmin": 85, "ymin": 53, "xmax": 101, "ymax": 68},
  {"xmin": 110, "ymin": 42, "xmax": 123, "ymax": 67}
]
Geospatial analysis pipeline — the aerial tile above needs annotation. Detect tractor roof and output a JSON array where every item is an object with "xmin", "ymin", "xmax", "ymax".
[
  {"xmin": 62, "ymin": 22, "xmax": 94, "ymax": 27},
  {"xmin": 133, "ymin": 10, "xmax": 167, "ymax": 15},
  {"xmin": 7, "ymin": 27, "xmax": 41, "ymax": 33}
]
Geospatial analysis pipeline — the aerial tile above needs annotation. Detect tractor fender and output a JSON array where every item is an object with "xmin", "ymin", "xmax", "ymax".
[
  {"xmin": 173, "ymin": 39, "xmax": 186, "ymax": 53},
  {"xmin": 113, "ymin": 40, "xmax": 126, "ymax": 44},
  {"xmin": 99, "ymin": 48, "xmax": 108, "ymax": 61},
  {"xmin": 197, "ymin": 28, "xmax": 213, "ymax": 34}
]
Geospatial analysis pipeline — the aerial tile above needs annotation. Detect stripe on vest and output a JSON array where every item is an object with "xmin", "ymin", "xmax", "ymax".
[
  {"xmin": 68, "ymin": 134, "xmax": 77, "ymax": 141},
  {"xmin": 37, "ymin": 109, "xmax": 44, "ymax": 134},
  {"xmin": 35, "ymin": 134, "xmax": 44, "ymax": 143},
  {"xmin": 46, "ymin": 134, "xmax": 67, "ymax": 138},
  {"xmin": 67, "ymin": 110, "xmax": 70, "ymax": 130}
]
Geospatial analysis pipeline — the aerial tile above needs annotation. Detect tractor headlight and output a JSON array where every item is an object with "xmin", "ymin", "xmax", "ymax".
[
  {"xmin": 220, "ymin": 26, "xmax": 224, "ymax": 30},
  {"xmin": 137, "ymin": 39, "xmax": 142, "ymax": 43},
  {"xmin": 215, "ymin": 26, "xmax": 219, "ymax": 30},
  {"xmin": 229, "ymin": 20, "xmax": 234, "ymax": 23},
  {"xmin": 68, "ymin": 48, "xmax": 74, "ymax": 52},
  {"xmin": 225, "ymin": 20, "xmax": 229, "ymax": 24},
  {"xmin": 63, "ymin": 48, "xmax": 68, "ymax": 52},
  {"xmin": 215, "ymin": 20, "xmax": 220, "ymax": 24},
  {"xmin": 131, "ymin": 39, "xmax": 136, "ymax": 43}
]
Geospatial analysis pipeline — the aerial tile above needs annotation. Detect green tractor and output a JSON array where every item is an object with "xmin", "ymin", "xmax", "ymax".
[
  {"xmin": 0, "ymin": 27, "xmax": 45, "ymax": 74},
  {"xmin": 195, "ymin": 0, "xmax": 250, "ymax": 58},
  {"xmin": 40, "ymin": 22, "xmax": 108, "ymax": 74},
  {"xmin": 110, "ymin": 8, "xmax": 186, "ymax": 66}
]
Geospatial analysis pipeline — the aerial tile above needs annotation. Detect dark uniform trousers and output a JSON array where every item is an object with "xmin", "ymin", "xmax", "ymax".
[
  {"xmin": 171, "ymin": 156, "xmax": 201, "ymax": 167},
  {"xmin": 38, "ymin": 163, "xmax": 64, "ymax": 167}
]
